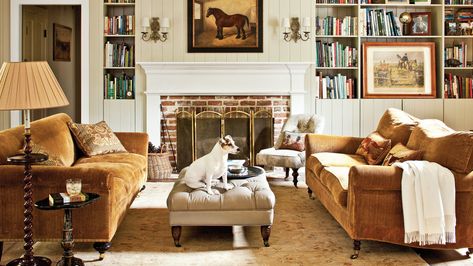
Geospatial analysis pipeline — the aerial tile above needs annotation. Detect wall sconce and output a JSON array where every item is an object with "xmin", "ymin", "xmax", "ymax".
[
  {"xmin": 141, "ymin": 17, "xmax": 170, "ymax": 42},
  {"xmin": 282, "ymin": 17, "xmax": 311, "ymax": 42}
]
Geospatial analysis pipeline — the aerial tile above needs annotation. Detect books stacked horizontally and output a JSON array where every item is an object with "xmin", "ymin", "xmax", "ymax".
[
  {"xmin": 104, "ymin": 15, "xmax": 135, "ymax": 35},
  {"xmin": 359, "ymin": 9, "xmax": 402, "ymax": 36},
  {"xmin": 49, "ymin": 193, "xmax": 87, "ymax": 206},
  {"xmin": 445, "ymin": 74, "xmax": 473, "ymax": 98},
  {"xmin": 316, "ymin": 73, "xmax": 357, "ymax": 99},
  {"xmin": 445, "ymin": 42, "xmax": 468, "ymax": 67},
  {"xmin": 104, "ymin": 73, "xmax": 135, "ymax": 99},
  {"xmin": 316, "ymin": 0, "xmax": 356, "ymax": 3},
  {"xmin": 445, "ymin": 0, "xmax": 473, "ymax": 4},
  {"xmin": 316, "ymin": 16, "xmax": 358, "ymax": 36},
  {"xmin": 315, "ymin": 41, "xmax": 357, "ymax": 68},
  {"xmin": 104, "ymin": 42, "xmax": 134, "ymax": 68}
]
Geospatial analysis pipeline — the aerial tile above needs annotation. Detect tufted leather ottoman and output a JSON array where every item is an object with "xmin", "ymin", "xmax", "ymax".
[{"xmin": 166, "ymin": 167, "xmax": 276, "ymax": 247}]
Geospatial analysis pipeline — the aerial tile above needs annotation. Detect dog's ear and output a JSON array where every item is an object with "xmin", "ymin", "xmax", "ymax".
[
  {"xmin": 218, "ymin": 138, "xmax": 226, "ymax": 146},
  {"xmin": 224, "ymin": 135, "xmax": 233, "ymax": 141}
]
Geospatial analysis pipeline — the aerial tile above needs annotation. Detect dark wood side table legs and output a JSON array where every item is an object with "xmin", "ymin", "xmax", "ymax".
[{"xmin": 57, "ymin": 209, "xmax": 83, "ymax": 266}]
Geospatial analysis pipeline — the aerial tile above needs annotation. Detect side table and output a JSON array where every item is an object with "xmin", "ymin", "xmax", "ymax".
[{"xmin": 35, "ymin": 193, "xmax": 100, "ymax": 266}]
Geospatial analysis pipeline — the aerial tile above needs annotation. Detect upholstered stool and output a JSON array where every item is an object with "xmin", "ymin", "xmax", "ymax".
[{"xmin": 166, "ymin": 167, "xmax": 276, "ymax": 247}]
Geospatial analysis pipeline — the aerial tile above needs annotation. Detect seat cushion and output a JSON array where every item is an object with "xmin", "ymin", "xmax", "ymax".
[
  {"xmin": 256, "ymin": 147, "xmax": 305, "ymax": 168},
  {"xmin": 307, "ymin": 152, "xmax": 366, "ymax": 177},
  {"xmin": 319, "ymin": 166, "xmax": 350, "ymax": 207},
  {"xmin": 376, "ymin": 108, "xmax": 419, "ymax": 146},
  {"xmin": 167, "ymin": 167, "xmax": 275, "ymax": 212}
]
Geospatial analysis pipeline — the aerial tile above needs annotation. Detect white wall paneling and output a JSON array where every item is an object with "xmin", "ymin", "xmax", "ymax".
[
  {"xmin": 360, "ymin": 99, "xmax": 402, "ymax": 136},
  {"xmin": 444, "ymin": 99, "xmax": 473, "ymax": 131},
  {"xmin": 402, "ymin": 99, "xmax": 444, "ymax": 121},
  {"xmin": 103, "ymin": 100, "xmax": 136, "ymax": 132},
  {"xmin": 316, "ymin": 99, "xmax": 360, "ymax": 136}
]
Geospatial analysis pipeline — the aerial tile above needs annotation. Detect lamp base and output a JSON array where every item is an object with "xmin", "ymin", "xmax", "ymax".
[{"xmin": 6, "ymin": 256, "xmax": 52, "ymax": 266}]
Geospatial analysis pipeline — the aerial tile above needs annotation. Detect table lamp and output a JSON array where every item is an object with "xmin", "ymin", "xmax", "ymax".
[{"xmin": 0, "ymin": 62, "xmax": 69, "ymax": 266}]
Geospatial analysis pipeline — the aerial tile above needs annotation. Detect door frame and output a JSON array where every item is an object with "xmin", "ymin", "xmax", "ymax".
[{"xmin": 10, "ymin": 0, "xmax": 90, "ymax": 127}]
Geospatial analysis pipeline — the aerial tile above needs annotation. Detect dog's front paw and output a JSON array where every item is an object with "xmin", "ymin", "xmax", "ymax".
[
  {"xmin": 223, "ymin": 184, "xmax": 233, "ymax": 191},
  {"xmin": 207, "ymin": 189, "xmax": 215, "ymax": 195}
]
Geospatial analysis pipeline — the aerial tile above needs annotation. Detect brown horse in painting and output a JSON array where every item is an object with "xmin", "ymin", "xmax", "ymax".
[{"xmin": 206, "ymin": 7, "xmax": 250, "ymax": 40}]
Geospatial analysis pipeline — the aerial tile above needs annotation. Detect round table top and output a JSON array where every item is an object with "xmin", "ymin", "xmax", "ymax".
[
  {"xmin": 227, "ymin": 166, "xmax": 265, "ymax": 180},
  {"xmin": 7, "ymin": 153, "xmax": 48, "ymax": 164},
  {"xmin": 35, "ymin": 193, "xmax": 100, "ymax": 210}
]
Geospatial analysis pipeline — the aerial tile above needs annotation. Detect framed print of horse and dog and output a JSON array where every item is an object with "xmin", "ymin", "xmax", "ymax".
[
  {"xmin": 363, "ymin": 42, "xmax": 436, "ymax": 99},
  {"xmin": 188, "ymin": 0, "xmax": 263, "ymax": 53}
]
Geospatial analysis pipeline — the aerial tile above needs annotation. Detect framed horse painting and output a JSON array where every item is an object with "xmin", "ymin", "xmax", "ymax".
[
  {"xmin": 362, "ymin": 42, "xmax": 436, "ymax": 99},
  {"xmin": 188, "ymin": 0, "xmax": 263, "ymax": 53}
]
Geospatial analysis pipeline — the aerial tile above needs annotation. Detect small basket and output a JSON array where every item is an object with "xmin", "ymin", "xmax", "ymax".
[{"xmin": 148, "ymin": 149, "xmax": 172, "ymax": 181}]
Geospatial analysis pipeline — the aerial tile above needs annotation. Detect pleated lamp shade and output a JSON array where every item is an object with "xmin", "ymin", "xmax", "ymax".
[{"xmin": 0, "ymin": 61, "xmax": 69, "ymax": 110}]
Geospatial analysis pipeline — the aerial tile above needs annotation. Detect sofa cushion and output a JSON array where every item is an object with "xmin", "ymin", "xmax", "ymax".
[
  {"xmin": 376, "ymin": 108, "xmax": 419, "ymax": 146},
  {"xmin": 407, "ymin": 120, "xmax": 473, "ymax": 174},
  {"xmin": 256, "ymin": 147, "xmax": 305, "ymax": 168},
  {"xmin": 74, "ymin": 153, "xmax": 147, "ymax": 173},
  {"xmin": 382, "ymin": 143, "xmax": 424, "ymax": 166},
  {"xmin": 68, "ymin": 121, "xmax": 127, "ymax": 157},
  {"xmin": 356, "ymin": 132, "xmax": 392, "ymax": 165},
  {"xmin": 319, "ymin": 167, "xmax": 350, "ymax": 207},
  {"xmin": 307, "ymin": 152, "xmax": 366, "ymax": 177}
]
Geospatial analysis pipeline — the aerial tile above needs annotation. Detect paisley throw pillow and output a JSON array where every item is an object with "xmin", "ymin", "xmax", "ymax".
[
  {"xmin": 279, "ymin": 132, "xmax": 306, "ymax": 152},
  {"xmin": 356, "ymin": 132, "xmax": 391, "ymax": 165}
]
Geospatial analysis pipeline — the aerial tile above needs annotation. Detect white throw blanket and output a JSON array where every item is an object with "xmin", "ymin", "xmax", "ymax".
[{"xmin": 393, "ymin": 161, "xmax": 456, "ymax": 246}]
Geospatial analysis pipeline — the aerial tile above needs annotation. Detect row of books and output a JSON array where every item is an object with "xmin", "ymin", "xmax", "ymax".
[
  {"xmin": 104, "ymin": 15, "xmax": 135, "ymax": 35},
  {"xmin": 316, "ymin": 16, "xmax": 358, "ymax": 36},
  {"xmin": 445, "ymin": 42, "xmax": 468, "ymax": 67},
  {"xmin": 105, "ymin": 0, "xmax": 135, "ymax": 3},
  {"xmin": 359, "ymin": 9, "xmax": 402, "ymax": 36},
  {"xmin": 315, "ymin": 41, "xmax": 358, "ymax": 68},
  {"xmin": 104, "ymin": 42, "xmax": 134, "ymax": 68},
  {"xmin": 104, "ymin": 73, "xmax": 135, "ymax": 100},
  {"xmin": 445, "ymin": 0, "xmax": 473, "ymax": 4},
  {"xmin": 316, "ymin": 73, "xmax": 357, "ymax": 99},
  {"xmin": 445, "ymin": 74, "xmax": 473, "ymax": 98},
  {"xmin": 316, "ymin": 0, "xmax": 356, "ymax": 3}
]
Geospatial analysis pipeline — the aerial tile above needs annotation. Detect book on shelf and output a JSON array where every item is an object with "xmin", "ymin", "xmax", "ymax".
[
  {"xmin": 104, "ymin": 15, "xmax": 135, "ymax": 35},
  {"xmin": 316, "ymin": 0, "xmax": 356, "ymax": 3},
  {"xmin": 359, "ymin": 8, "xmax": 402, "ymax": 36},
  {"xmin": 104, "ymin": 41, "xmax": 134, "ymax": 68},
  {"xmin": 445, "ymin": 73, "xmax": 473, "ymax": 98},
  {"xmin": 49, "ymin": 193, "xmax": 87, "ymax": 206},
  {"xmin": 315, "ymin": 41, "xmax": 358, "ymax": 67},
  {"xmin": 105, "ymin": 0, "xmax": 135, "ymax": 3},
  {"xmin": 104, "ymin": 73, "xmax": 135, "ymax": 100},
  {"xmin": 316, "ymin": 16, "xmax": 358, "ymax": 36},
  {"xmin": 445, "ymin": 42, "xmax": 468, "ymax": 67},
  {"xmin": 445, "ymin": 0, "xmax": 473, "ymax": 5},
  {"xmin": 315, "ymin": 72, "xmax": 357, "ymax": 99}
]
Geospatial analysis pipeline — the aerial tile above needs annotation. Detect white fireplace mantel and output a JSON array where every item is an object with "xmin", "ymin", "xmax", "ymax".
[{"xmin": 138, "ymin": 62, "xmax": 312, "ymax": 145}]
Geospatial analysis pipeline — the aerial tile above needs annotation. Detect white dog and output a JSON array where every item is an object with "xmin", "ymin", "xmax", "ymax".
[{"xmin": 184, "ymin": 135, "xmax": 240, "ymax": 195}]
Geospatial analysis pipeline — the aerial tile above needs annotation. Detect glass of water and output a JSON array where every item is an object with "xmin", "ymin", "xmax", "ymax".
[{"xmin": 66, "ymin": 179, "xmax": 82, "ymax": 196}]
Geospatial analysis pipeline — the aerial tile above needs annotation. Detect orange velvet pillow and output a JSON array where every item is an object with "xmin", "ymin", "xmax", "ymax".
[
  {"xmin": 356, "ymin": 132, "xmax": 392, "ymax": 165},
  {"xmin": 279, "ymin": 132, "xmax": 306, "ymax": 151},
  {"xmin": 382, "ymin": 143, "xmax": 424, "ymax": 166}
]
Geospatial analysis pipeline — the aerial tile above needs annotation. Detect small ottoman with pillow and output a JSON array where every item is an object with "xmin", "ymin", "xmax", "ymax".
[{"xmin": 166, "ymin": 167, "xmax": 276, "ymax": 247}]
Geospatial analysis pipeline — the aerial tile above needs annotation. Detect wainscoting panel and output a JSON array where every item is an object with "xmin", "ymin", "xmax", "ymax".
[
  {"xmin": 103, "ymin": 100, "xmax": 136, "ymax": 132},
  {"xmin": 402, "ymin": 99, "xmax": 444, "ymax": 120},
  {"xmin": 444, "ymin": 99, "xmax": 473, "ymax": 131},
  {"xmin": 316, "ymin": 99, "xmax": 360, "ymax": 137},
  {"xmin": 360, "ymin": 99, "xmax": 402, "ymax": 136}
]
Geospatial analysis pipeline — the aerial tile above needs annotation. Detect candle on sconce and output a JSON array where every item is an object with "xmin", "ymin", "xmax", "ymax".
[
  {"xmin": 282, "ymin": 18, "xmax": 290, "ymax": 32},
  {"xmin": 142, "ymin": 17, "xmax": 150, "ymax": 31},
  {"xmin": 302, "ymin": 17, "xmax": 311, "ymax": 28},
  {"xmin": 161, "ymin": 17, "xmax": 170, "ymax": 31}
]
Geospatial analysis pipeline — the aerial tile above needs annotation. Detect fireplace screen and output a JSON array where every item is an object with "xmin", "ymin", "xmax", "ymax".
[{"xmin": 176, "ymin": 110, "xmax": 273, "ymax": 171}]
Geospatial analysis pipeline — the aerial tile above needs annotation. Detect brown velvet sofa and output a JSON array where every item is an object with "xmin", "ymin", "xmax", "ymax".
[
  {"xmin": 0, "ymin": 113, "xmax": 148, "ymax": 260},
  {"xmin": 305, "ymin": 108, "xmax": 473, "ymax": 259}
]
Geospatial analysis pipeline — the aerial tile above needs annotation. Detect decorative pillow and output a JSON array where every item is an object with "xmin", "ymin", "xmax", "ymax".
[
  {"xmin": 356, "ymin": 132, "xmax": 392, "ymax": 165},
  {"xmin": 67, "ymin": 121, "xmax": 127, "ymax": 157},
  {"xmin": 382, "ymin": 143, "xmax": 424, "ymax": 166},
  {"xmin": 278, "ymin": 131, "xmax": 306, "ymax": 151}
]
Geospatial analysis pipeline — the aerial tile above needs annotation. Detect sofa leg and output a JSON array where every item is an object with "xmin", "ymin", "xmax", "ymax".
[
  {"xmin": 0, "ymin": 241, "xmax": 3, "ymax": 262},
  {"xmin": 351, "ymin": 240, "xmax": 361, "ymax": 259},
  {"xmin": 261, "ymin": 225, "xmax": 271, "ymax": 247},
  {"xmin": 172, "ymin": 226, "xmax": 182, "ymax": 247},
  {"xmin": 467, "ymin": 248, "xmax": 473, "ymax": 257},
  {"xmin": 284, "ymin": 168, "xmax": 290, "ymax": 179},
  {"xmin": 93, "ymin": 242, "xmax": 112, "ymax": 260},
  {"xmin": 140, "ymin": 185, "xmax": 146, "ymax": 192},
  {"xmin": 292, "ymin": 168, "xmax": 299, "ymax": 188},
  {"xmin": 308, "ymin": 187, "xmax": 314, "ymax": 200}
]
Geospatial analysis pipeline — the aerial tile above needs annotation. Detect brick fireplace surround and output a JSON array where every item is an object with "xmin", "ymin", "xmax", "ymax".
[{"xmin": 161, "ymin": 95, "xmax": 290, "ymax": 167}]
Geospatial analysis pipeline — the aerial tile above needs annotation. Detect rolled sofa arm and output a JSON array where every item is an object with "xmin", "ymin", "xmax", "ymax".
[
  {"xmin": 349, "ymin": 165, "xmax": 403, "ymax": 191},
  {"xmin": 115, "ymin": 132, "xmax": 149, "ymax": 157},
  {"xmin": 305, "ymin": 134, "xmax": 364, "ymax": 158}
]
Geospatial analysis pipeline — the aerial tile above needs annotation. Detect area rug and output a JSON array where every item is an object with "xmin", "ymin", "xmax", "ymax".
[{"xmin": 1, "ymin": 180, "xmax": 427, "ymax": 266}]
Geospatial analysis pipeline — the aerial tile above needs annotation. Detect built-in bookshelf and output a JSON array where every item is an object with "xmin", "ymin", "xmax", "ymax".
[
  {"xmin": 103, "ymin": 0, "xmax": 135, "ymax": 101},
  {"xmin": 315, "ymin": 0, "xmax": 473, "ymax": 134},
  {"xmin": 103, "ymin": 0, "xmax": 136, "ymax": 132}
]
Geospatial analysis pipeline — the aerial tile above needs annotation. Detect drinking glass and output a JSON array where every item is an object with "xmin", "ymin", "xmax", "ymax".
[{"xmin": 66, "ymin": 179, "xmax": 82, "ymax": 196}]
